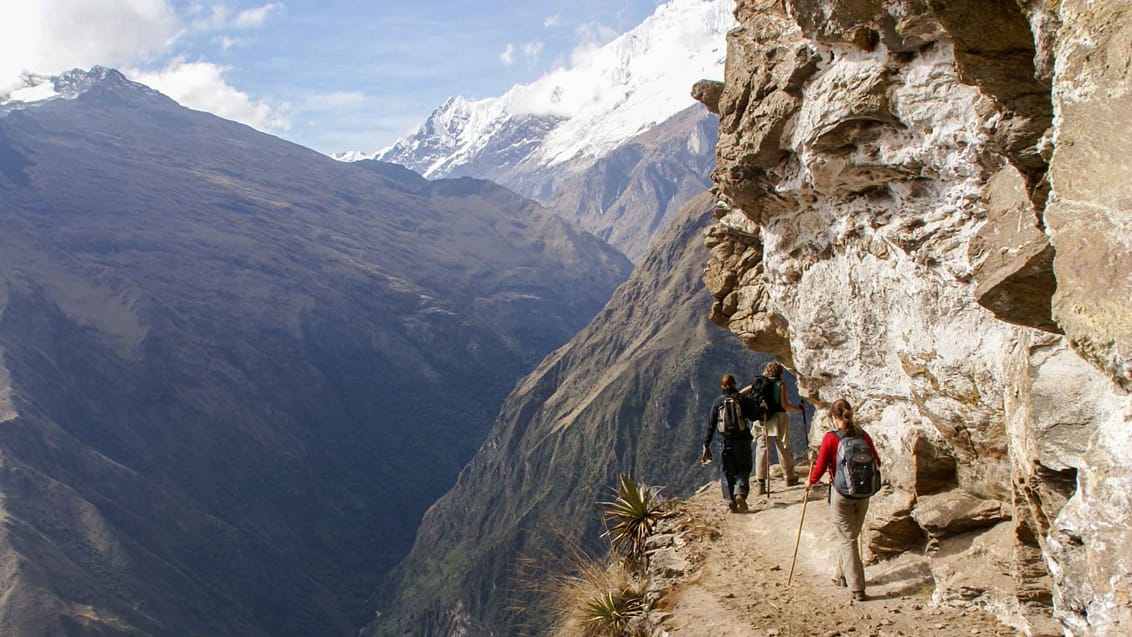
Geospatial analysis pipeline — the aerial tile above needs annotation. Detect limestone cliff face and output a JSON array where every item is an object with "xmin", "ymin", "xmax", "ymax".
[{"xmin": 697, "ymin": 1, "xmax": 1130, "ymax": 635}]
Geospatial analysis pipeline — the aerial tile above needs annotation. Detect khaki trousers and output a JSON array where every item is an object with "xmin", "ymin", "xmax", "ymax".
[
  {"xmin": 753, "ymin": 412, "xmax": 796, "ymax": 481},
  {"xmin": 830, "ymin": 489, "xmax": 870, "ymax": 592}
]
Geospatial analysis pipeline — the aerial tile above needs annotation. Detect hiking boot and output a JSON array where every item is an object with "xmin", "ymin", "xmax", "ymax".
[
  {"xmin": 831, "ymin": 576, "xmax": 846, "ymax": 587},
  {"xmin": 735, "ymin": 495, "xmax": 748, "ymax": 512},
  {"xmin": 786, "ymin": 476, "xmax": 800, "ymax": 487},
  {"xmin": 852, "ymin": 591, "xmax": 868, "ymax": 602},
  {"xmin": 728, "ymin": 500, "xmax": 739, "ymax": 513},
  {"xmin": 756, "ymin": 480, "xmax": 767, "ymax": 495}
]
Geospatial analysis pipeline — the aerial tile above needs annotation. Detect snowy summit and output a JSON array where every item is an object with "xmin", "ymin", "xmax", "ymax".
[
  {"xmin": 0, "ymin": 67, "xmax": 122, "ymax": 114},
  {"xmin": 338, "ymin": 0, "xmax": 736, "ymax": 184}
]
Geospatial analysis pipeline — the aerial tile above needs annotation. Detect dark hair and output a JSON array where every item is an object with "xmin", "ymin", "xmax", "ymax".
[
  {"xmin": 831, "ymin": 398, "xmax": 858, "ymax": 436},
  {"xmin": 721, "ymin": 374, "xmax": 737, "ymax": 389}
]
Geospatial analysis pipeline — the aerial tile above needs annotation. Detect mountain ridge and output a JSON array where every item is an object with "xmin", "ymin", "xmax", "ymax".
[
  {"xmin": 543, "ymin": 104, "xmax": 718, "ymax": 261},
  {"xmin": 0, "ymin": 67, "xmax": 631, "ymax": 636}
]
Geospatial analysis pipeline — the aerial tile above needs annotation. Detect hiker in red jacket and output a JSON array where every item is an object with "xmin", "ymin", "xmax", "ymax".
[{"xmin": 807, "ymin": 398, "xmax": 881, "ymax": 601}]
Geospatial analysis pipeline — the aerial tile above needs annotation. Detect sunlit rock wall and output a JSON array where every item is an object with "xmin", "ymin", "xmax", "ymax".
[{"xmin": 697, "ymin": 1, "xmax": 1130, "ymax": 635}]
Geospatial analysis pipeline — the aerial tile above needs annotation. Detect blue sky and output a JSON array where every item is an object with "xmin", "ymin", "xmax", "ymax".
[{"xmin": 1, "ymin": 1, "xmax": 668, "ymax": 154}]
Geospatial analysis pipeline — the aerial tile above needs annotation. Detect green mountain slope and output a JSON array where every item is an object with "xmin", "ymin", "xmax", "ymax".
[{"xmin": 370, "ymin": 192, "xmax": 770, "ymax": 636}]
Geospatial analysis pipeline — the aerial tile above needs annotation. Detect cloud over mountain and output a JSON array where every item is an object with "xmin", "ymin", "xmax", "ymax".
[{"xmin": 0, "ymin": 0, "xmax": 287, "ymax": 132}]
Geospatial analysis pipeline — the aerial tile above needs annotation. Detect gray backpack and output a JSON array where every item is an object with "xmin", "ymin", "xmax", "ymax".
[
  {"xmin": 717, "ymin": 395, "xmax": 749, "ymax": 437},
  {"xmin": 833, "ymin": 431, "xmax": 881, "ymax": 498}
]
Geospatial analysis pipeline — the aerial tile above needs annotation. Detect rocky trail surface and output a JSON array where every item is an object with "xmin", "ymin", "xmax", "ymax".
[{"xmin": 646, "ymin": 473, "xmax": 1016, "ymax": 637}]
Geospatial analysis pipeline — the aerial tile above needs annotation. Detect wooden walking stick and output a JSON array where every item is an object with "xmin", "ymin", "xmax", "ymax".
[{"xmin": 787, "ymin": 486, "xmax": 811, "ymax": 586}]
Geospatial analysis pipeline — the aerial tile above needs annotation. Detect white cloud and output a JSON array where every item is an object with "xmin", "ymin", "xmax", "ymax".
[
  {"xmin": 190, "ymin": 4, "xmax": 230, "ymax": 31},
  {"xmin": 493, "ymin": 42, "xmax": 541, "ymax": 70},
  {"xmin": 543, "ymin": 14, "xmax": 559, "ymax": 28},
  {"xmin": 0, "ymin": 0, "xmax": 180, "ymax": 93},
  {"xmin": 0, "ymin": 1, "xmax": 290, "ymax": 135},
  {"xmin": 499, "ymin": 43, "xmax": 515, "ymax": 66},
  {"xmin": 234, "ymin": 3, "xmax": 282, "ymax": 28},
  {"xmin": 190, "ymin": 2, "xmax": 282, "ymax": 32},
  {"xmin": 567, "ymin": 22, "xmax": 624, "ymax": 68},
  {"xmin": 522, "ymin": 42, "xmax": 544, "ymax": 61},
  {"xmin": 128, "ymin": 60, "xmax": 290, "ymax": 133},
  {"xmin": 217, "ymin": 35, "xmax": 246, "ymax": 50},
  {"xmin": 574, "ymin": 21, "xmax": 620, "ymax": 48}
]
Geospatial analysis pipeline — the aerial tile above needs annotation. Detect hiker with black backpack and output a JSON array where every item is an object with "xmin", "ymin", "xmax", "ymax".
[
  {"xmin": 701, "ymin": 374, "xmax": 756, "ymax": 513},
  {"xmin": 806, "ymin": 398, "xmax": 882, "ymax": 601},
  {"xmin": 743, "ymin": 361, "xmax": 803, "ymax": 495}
]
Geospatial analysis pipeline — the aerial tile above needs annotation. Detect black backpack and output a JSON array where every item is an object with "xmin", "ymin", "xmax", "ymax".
[
  {"xmin": 749, "ymin": 375, "xmax": 781, "ymax": 418},
  {"xmin": 833, "ymin": 431, "xmax": 881, "ymax": 499},
  {"xmin": 716, "ymin": 395, "xmax": 749, "ymax": 437}
]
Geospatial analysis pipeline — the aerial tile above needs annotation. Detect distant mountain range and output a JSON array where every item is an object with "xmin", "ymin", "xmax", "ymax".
[
  {"xmin": 337, "ymin": 0, "xmax": 734, "ymax": 259},
  {"xmin": 0, "ymin": 68, "xmax": 630, "ymax": 636}
]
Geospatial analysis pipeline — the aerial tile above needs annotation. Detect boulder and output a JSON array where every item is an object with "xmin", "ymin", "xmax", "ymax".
[
  {"xmin": 930, "ymin": 522, "xmax": 1063, "ymax": 636},
  {"xmin": 912, "ymin": 491, "xmax": 1009, "ymax": 540},
  {"xmin": 970, "ymin": 165, "xmax": 1059, "ymax": 334},
  {"xmin": 864, "ymin": 488, "xmax": 926, "ymax": 561},
  {"xmin": 691, "ymin": 79, "xmax": 725, "ymax": 115},
  {"xmin": 1045, "ymin": 0, "xmax": 1132, "ymax": 390},
  {"xmin": 888, "ymin": 432, "xmax": 959, "ymax": 496}
]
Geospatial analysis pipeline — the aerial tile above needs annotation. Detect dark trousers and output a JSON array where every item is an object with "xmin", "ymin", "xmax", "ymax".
[{"xmin": 719, "ymin": 438, "xmax": 753, "ymax": 502}]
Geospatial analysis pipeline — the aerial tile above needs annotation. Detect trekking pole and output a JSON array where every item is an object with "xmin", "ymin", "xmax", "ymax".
[
  {"xmin": 800, "ymin": 399, "xmax": 809, "ymax": 435},
  {"xmin": 787, "ymin": 486, "xmax": 811, "ymax": 586},
  {"xmin": 800, "ymin": 400, "xmax": 810, "ymax": 476},
  {"xmin": 764, "ymin": 426, "xmax": 772, "ymax": 499}
]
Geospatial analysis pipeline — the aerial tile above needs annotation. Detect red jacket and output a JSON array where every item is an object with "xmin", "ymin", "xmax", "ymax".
[{"xmin": 807, "ymin": 429, "xmax": 880, "ymax": 487}]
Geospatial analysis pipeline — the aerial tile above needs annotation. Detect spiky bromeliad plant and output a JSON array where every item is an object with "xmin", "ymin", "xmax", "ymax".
[
  {"xmin": 600, "ymin": 474, "xmax": 669, "ymax": 566},
  {"xmin": 547, "ymin": 554, "xmax": 646, "ymax": 637},
  {"xmin": 580, "ymin": 587, "xmax": 643, "ymax": 636}
]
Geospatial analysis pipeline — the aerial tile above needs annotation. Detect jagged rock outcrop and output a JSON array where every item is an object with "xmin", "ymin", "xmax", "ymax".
[
  {"xmin": 697, "ymin": 1, "xmax": 1130, "ymax": 635},
  {"xmin": 1043, "ymin": 0, "xmax": 1132, "ymax": 391}
]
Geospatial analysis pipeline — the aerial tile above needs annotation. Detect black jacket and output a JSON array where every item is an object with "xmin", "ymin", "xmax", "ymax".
[{"xmin": 703, "ymin": 389, "xmax": 756, "ymax": 446}]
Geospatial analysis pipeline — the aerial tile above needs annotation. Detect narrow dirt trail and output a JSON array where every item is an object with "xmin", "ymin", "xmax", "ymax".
[{"xmin": 652, "ymin": 477, "xmax": 1018, "ymax": 637}]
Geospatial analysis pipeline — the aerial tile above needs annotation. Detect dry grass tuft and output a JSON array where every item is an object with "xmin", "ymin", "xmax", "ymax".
[{"xmin": 548, "ymin": 556, "xmax": 646, "ymax": 637}]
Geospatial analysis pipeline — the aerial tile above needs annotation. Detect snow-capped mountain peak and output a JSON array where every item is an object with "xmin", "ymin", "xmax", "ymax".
[
  {"xmin": 1, "ymin": 67, "xmax": 145, "ymax": 115},
  {"xmin": 338, "ymin": 0, "xmax": 735, "ymax": 190}
]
